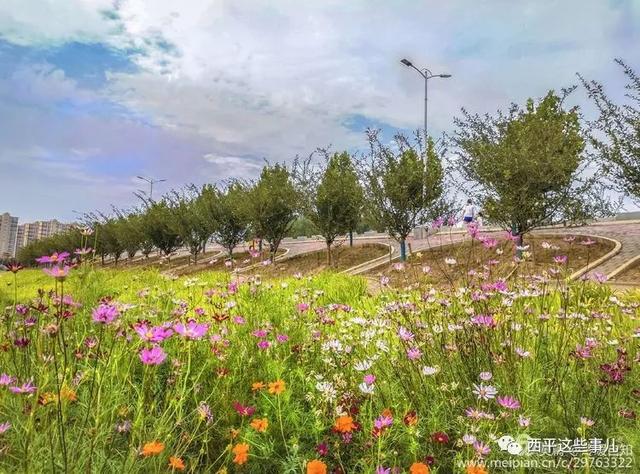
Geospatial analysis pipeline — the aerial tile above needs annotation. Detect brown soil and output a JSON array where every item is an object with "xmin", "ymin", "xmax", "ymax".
[
  {"xmin": 104, "ymin": 249, "xmax": 224, "ymax": 270},
  {"xmin": 367, "ymin": 233, "xmax": 615, "ymax": 289},
  {"xmin": 612, "ymin": 259, "xmax": 640, "ymax": 283},
  {"xmin": 250, "ymin": 243, "xmax": 390, "ymax": 279}
]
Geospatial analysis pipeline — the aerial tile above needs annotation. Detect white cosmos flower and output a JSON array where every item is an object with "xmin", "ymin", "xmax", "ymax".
[
  {"xmin": 354, "ymin": 360, "xmax": 372, "ymax": 371},
  {"xmin": 444, "ymin": 257, "xmax": 457, "ymax": 265},
  {"xmin": 422, "ymin": 366, "xmax": 439, "ymax": 376},
  {"xmin": 359, "ymin": 382, "xmax": 375, "ymax": 394}
]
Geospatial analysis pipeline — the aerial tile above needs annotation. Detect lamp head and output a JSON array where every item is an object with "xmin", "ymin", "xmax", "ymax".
[{"xmin": 400, "ymin": 58, "xmax": 413, "ymax": 67}]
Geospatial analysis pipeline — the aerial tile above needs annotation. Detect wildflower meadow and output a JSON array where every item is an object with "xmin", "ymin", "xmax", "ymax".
[{"xmin": 0, "ymin": 233, "xmax": 638, "ymax": 473}]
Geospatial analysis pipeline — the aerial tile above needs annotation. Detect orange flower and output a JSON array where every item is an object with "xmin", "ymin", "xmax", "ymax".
[
  {"xmin": 141, "ymin": 441, "xmax": 165, "ymax": 457},
  {"xmin": 60, "ymin": 387, "xmax": 77, "ymax": 402},
  {"xmin": 466, "ymin": 464, "xmax": 488, "ymax": 474},
  {"xmin": 381, "ymin": 408, "xmax": 392, "ymax": 419},
  {"xmin": 409, "ymin": 462, "xmax": 430, "ymax": 474},
  {"xmin": 251, "ymin": 381, "xmax": 265, "ymax": 392},
  {"xmin": 403, "ymin": 410, "xmax": 418, "ymax": 426},
  {"xmin": 307, "ymin": 459, "xmax": 328, "ymax": 474},
  {"xmin": 250, "ymin": 418, "xmax": 268, "ymax": 432},
  {"xmin": 232, "ymin": 442, "xmax": 249, "ymax": 465},
  {"xmin": 334, "ymin": 416, "xmax": 355, "ymax": 433},
  {"xmin": 168, "ymin": 456, "xmax": 185, "ymax": 471},
  {"xmin": 268, "ymin": 379, "xmax": 286, "ymax": 395}
]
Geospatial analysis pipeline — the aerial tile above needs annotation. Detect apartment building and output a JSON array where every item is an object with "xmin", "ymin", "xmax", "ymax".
[
  {"xmin": 0, "ymin": 212, "xmax": 19, "ymax": 259},
  {"xmin": 14, "ymin": 219, "xmax": 73, "ymax": 255}
]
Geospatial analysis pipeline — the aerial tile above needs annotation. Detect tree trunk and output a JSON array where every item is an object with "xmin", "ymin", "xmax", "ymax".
[
  {"xmin": 399, "ymin": 238, "xmax": 407, "ymax": 261},
  {"xmin": 349, "ymin": 231, "xmax": 353, "ymax": 247},
  {"xmin": 326, "ymin": 241, "xmax": 332, "ymax": 266}
]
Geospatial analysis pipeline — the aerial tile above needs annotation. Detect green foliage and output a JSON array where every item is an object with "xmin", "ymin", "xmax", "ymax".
[
  {"xmin": 166, "ymin": 188, "xmax": 212, "ymax": 263},
  {"xmin": 581, "ymin": 59, "xmax": 640, "ymax": 200},
  {"xmin": 141, "ymin": 200, "xmax": 183, "ymax": 257},
  {"xmin": 201, "ymin": 181, "xmax": 251, "ymax": 255},
  {"xmin": 452, "ymin": 90, "xmax": 612, "ymax": 236},
  {"xmin": 363, "ymin": 131, "xmax": 444, "ymax": 259},
  {"xmin": 300, "ymin": 151, "xmax": 364, "ymax": 263},
  {"xmin": 248, "ymin": 163, "xmax": 300, "ymax": 257}
]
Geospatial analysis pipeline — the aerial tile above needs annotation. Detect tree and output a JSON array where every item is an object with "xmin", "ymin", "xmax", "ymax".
[
  {"xmin": 167, "ymin": 188, "xmax": 212, "ymax": 264},
  {"xmin": 141, "ymin": 200, "xmax": 183, "ymax": 258},
  {"xmin": 248, "ymin": 164, "xmax": 300, "ymax": 259},
  {"xmin": 300, "ymin": 151, "xmax": 363, "ymax": 265},
  {"xmin": 363, "ymin": 130, "xmax": 444, "ymax": 260},
  {"xmin": 451, "ymin": 90, "xmax": 612, "ymax": 244},
  {"xmin": 580, "ymin": 59, "xmax": 640, "ymax": 201},
  {"xmin": 202, "ymin": 181, "xmax": 251, "ymax": 257}
]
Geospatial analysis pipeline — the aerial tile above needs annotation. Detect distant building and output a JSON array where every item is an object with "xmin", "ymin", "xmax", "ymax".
[
  {"xmin": 15, "ymin": 219, "xmax": 73, "ymax": 256},
  {"xmin": 0, "ymin": 213, "xmax": 19, "ymax": 259}
]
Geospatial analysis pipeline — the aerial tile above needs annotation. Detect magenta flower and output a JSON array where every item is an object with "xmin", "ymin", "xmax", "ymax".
[
  {"xmin": 0, "ymin": 422, "xmax": 10, "ymax": 434},
  {"xmin": 257, "ymin": 340, "xmax": 271, "ymax": 350},
  {"xmin": 9, "ymin": 379, "xmax": 37, "ymax": 394},
  {"xmin": 233, "ymin": 316, "xmax": 246, "ymax": 325},
  {"xmin": 232, "ymin": 401, "xmax": 256, "ymax": 417},
  {"xmin": 139, "ymin": 346, "xmax": 167, "ymax": 365},
  {"xmin": 74, "ymin": 247, "xmax": 92, "ymax": 256},
  {"xmin": 133, "ymin": 323, "xmax": 173, "ymax": 343},
  {"xmin": 36, "ymin": 251, "xmax": 70, "ymax": 265},
  {"xmin": 375, "ymin": 467, "xmax": 391, "ymax": 474},
  {"xmin": 252, "ymin": 329, "xmax": 268, "ymax": 338},
  {"xmin": 553, "ymin": 255, "xmax": 568, "ymax": 264},
  {"xmin": 398, "ymin": 326, "xmax": 414, "ymax": 341},
  {"xmin": 43, "ymin": 265, "xmax": 70, "ymax": 280},
  {"xmin": 297, "ymin": 302, "xmax": 310, "ymax": 312},
  {"xmin": 276, "ymin": 334, "xmax": 289, "ymax": 343},
  {"xmin": 363, "ymin": 374, "xmax": 376, "ymax": 385},
  {"xmin": 174, "ymin": 320, "xmax": 208, "ymax": 340},
  {"xmin": 481, "ymin": 237, "xmax": 498, "ymax": 249},
  {"xmin": 497, "ymin": 395, "xmax": 521, "ymax": 410},
  {"xmin": 92, "ymin": 303, "xmax": 120, "ymax": 325},
  {"xmin": 374, "ymin": 415, "xmax": 393, "ymax": 431}
]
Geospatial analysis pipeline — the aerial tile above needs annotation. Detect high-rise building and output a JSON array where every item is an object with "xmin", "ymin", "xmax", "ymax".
[
  {"xmin": 14, "ymin": 219, "xmax": 73, "ymax": 255},
  {"xmin": 0, "ymin": 213, "xmax": 19, "ymax": 259}
]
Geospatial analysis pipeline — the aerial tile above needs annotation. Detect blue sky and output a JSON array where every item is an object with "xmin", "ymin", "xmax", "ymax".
[{"xmin": 0, "ymin": 0, "xmax": 639, "ymax": 221}]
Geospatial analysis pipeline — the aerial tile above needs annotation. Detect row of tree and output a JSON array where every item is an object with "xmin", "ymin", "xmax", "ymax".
[{"xmin": 15, "ymin": 59, "xmax": 640, "ymax": 265}]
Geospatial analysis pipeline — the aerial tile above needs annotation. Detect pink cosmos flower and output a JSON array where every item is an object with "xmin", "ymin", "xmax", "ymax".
[
  {"xmin": 36, "ymin": 251, "xmax": 70, "ymax": 265},
  {"xmin": 473, "ymin": 441, "xmax": 491, "ymax": 457},
  {"xmin": 297, "ymin": 303, "xmax": 310, "ymax": 312},
  {"xmin": 471, "ymin": 314, "xmax": 496, "ymax": 328},
  {"xmin": 133, "ymin": 323, "xmax": 173, "ymax": 343},
  {"xmin": 581, "ymin": 238, "xmax": 596, "ymax": 246},
  {"xmin": 0, "ymin": 422, "xmax": 10, "ymax": 434},
  {"xmin": 252, "ymin": 329, "xmax": 268, "ymax": 338},
  {"xmin": 518, "ymin": 415, "xmax": 530, "ymax": 427},
  {"xmin": 74, "ymin": 247, "xmax": 92, "ymax": 256},
  {"xmin": 276, "ymin": 334, "xmax": 289, "ymax": 343},
  {"xmin": 92, "ymin": 303, "xmax": 120, "ymax": 325},
  {"xmin": 406, "ymin": 347, "xmax": 422, "ymax": 360},
  {"xmin": 363, "ymin": 374, "xmax": 376, "ymax": 385},
  {"xmin": 139, "ymin": 346, "xmax": 167, "ymax": 365},
  {"xmin": 374, "ymin": 415, "xmax": 393, "ymax": 430},
  {"xmin": 43, "ymin": 265, "xmax": 70, "ymax": 280},
  {"xmin": 398, "ymin": 326, "xmax": 414, "ymax": 341},
  {"xmin": 233, "ymin": 316, "xmax": 246, "ymax": 325},
  {"xmin": 257, "ymin": 340, "xmax": 271, "ymax": 350},
  {"xmin": 380, "ymin": 276, "xmax": 390, "ymax": 287},
  {"xmin": 9, "ymin": 379, "xmax": 37, "ymax": 394},
  {"xmin": 553, "ymin": 255, "xmax": 568, "ymax": 264},
  {"xmin": 174, "ymin": 320, "xmax": 208, "ymax": 340},
  {"xmin": 482, "ymin": 238, "xmax": 498, "ymax": 249},
  {"xmin": 479, "ymin": 372, "xmax": 493, "ymax": 381},
  {"xmin": 497, "ymin": 395, "xmax": 521, "ymax": 410},
  {"xmin": 0, "ymin": 374, "xmax": 14, "ymax": 386}
]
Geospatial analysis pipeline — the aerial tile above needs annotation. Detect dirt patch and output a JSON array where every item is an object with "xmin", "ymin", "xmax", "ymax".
[
  {"xmin": 611, "ymin": 258, "xmax": 640, "ymax": 284},
  {"xmin": 367, "ymin": 233, "xmax": 615, "ymax": 289},
  {"xmin": 174, "ymin": 249, "xmax": 287, "ymax": 276},
  {"xmin": 250, "ymin": 243, "xmax": 390, "ymax": 279}
]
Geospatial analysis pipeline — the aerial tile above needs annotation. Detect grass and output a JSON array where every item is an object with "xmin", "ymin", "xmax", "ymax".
[{"xmin": 0, "ymin": 252, "xmax": 638, "ymax": 473}]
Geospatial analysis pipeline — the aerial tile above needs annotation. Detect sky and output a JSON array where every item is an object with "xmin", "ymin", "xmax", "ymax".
[{"xmin": 0, "ymin": 0, "xmax": 639, "ymax": 222}]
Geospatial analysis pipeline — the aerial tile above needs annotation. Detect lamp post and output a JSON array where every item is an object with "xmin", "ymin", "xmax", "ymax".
[
  {"xmin": 136, "ymin": 176, "xmax": 167, "ymax": 200},
  {"xmin": 400, "ymin": 58, "xmax": 451, "ymax": 141}
]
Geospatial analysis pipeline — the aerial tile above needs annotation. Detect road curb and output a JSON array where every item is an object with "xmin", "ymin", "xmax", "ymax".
[
  {"xmin": 567, "ymin": 234, "xmax": 622, "ymax": 281},
  {"xmin": 341, "ymin": 243, "xmax": 395, "ymax": 275}
]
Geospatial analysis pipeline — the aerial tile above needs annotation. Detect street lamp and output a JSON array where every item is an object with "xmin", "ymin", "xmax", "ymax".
[
  {"xmin": 136, "ymin": 176, "xmax": 167, "ymax": 200},
  {"xmin": 400, "ymin": 58, "xmax": 451, "ymax": 141}
]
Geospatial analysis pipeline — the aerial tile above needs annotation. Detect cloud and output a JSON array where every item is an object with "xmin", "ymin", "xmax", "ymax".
[{"xmin": 1, "ymin": 0, "xmax": 639, "ymax": 221}]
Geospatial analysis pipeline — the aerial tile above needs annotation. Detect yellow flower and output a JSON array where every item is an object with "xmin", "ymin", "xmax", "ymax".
[{"xmin": 268, "ymin": 379, "xmax": 286, "ymax": 395}]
